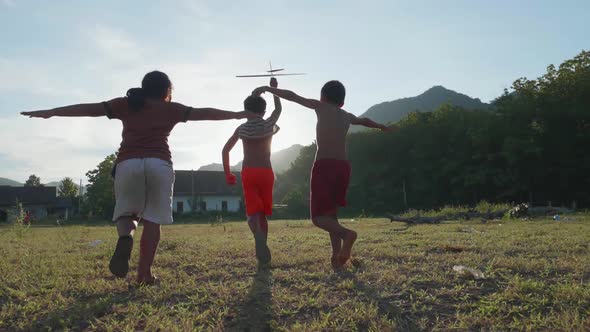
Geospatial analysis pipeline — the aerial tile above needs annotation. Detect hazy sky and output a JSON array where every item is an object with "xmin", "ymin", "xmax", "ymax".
[{"xmin": 1, "ymin": 0, "xmax": 588, "ymax": 184}]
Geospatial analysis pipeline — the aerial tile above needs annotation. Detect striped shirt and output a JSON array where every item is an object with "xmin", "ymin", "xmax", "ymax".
[{"xmin": 238, "ymin": 107, "xmax": 281, "ymax": 139}]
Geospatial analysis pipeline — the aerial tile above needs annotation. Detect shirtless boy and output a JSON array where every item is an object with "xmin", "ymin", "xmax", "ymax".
[
  {"xmin": 223, "ymin": 77, "xmax": 282, "ymax": 268},
  {"xmin": 252, "ymin": 80, "xmax": 392, "ymax": 268}
]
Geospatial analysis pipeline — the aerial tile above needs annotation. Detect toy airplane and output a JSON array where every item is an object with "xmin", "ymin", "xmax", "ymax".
[{"xmin": 236, "ymin": 61, "xmax": 306, "ymax": 78}]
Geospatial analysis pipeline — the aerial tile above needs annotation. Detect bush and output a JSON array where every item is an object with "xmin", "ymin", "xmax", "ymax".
[
  {"xmin": 8, "ymin": 202, "xmax": 31, "ymax": 240},
  {"xmin": 508, "ymin": 203, "xmax": 529, "ymax": 219}
]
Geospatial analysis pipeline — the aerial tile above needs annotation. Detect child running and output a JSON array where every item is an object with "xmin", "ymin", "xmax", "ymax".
[
  {"xmin": 22, "ymin": 71, "xmax": 259, "ymax": 284},
  {"xmin": 252, "ymin": 80, "xmax": 392, "ymax": 269},
  {"xmin": 223, "ymin": 77, "xmax": 282, "ymax": 269}
]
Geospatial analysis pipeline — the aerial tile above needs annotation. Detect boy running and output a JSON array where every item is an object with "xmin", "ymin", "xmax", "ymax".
[
  {"xmin": 223, "ymin": 77, "xmax": 282, "ymax": 268},
  {"xmin": 252, "ymin": 80, "xmax": 392, "ymax": 269}
]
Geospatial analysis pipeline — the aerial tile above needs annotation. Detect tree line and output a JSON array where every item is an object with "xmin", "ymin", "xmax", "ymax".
[
  {"xmin": 274, "ymin": 50, "xmax": 590, "ymax": 216},
  {"xmin": 45, "ymin": 50, "xmax": 589, "ymax": 219}
]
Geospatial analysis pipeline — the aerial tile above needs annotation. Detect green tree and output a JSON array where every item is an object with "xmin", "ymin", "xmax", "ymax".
[
  {"xmin": 24, "ymin": 174, "xmax": 42, "ymax": 187},
  {"xmin": 274, "ymin": 142, "xmax": 316, "ymax": 203},
  {"xmin": 58, "ymin": 177, "xmax": 78, "ymax": 198},
  {"xmin": 276, "ymin": 50, "xmax": 590, "ymax": 213},
  {"xmin": 281, "ymin": 185, "xmax": 309, "ymax": 217},
  {"xmin": 84, "ymin": 154, "xmax": 116, "ymax": 218}
]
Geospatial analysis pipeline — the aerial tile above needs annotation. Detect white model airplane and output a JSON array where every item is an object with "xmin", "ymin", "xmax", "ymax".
[{"xmin": 236, "ymin": 61, "xmax": 306, "ymax": 78}]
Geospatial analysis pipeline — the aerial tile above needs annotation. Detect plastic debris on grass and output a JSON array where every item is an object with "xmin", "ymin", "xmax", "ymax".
[
  {"xmin": 461, "ymin": 227, "xmax": 482, "ymax": 234},
  {"xmin": 453, "ymin": 265, "xmax": 486, "ymax": 279},
  {"xmin": 89, "ymin": 240, "xmax": 103, "ymax": 247}
]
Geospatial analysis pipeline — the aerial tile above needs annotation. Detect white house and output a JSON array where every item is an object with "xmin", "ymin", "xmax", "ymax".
[{"xmin": 173, "ymin": 170, "xmax": 243, "ymax": 214}]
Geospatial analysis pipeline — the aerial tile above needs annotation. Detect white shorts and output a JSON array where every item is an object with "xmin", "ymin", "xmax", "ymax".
[{"xmin": 112, "ymin": 158, "xmax": 175, "ymax": 225}]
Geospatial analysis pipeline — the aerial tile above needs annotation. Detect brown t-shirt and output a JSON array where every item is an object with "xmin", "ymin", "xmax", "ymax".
[{"xmin": 103, "ymin": 98, "xmax": 190, "ymax": 164}]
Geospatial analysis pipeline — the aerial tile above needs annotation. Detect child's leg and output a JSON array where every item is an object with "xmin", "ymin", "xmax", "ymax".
[
  {"xmin": 248, "ymin": 213, "xmax": 271, "ymax": 265},
  {"xmin": 247, "ymin": 213, "xmax": 261, "ymax": 234},
  {"xmin": 110, "ymin": 158, "xmax": 146, "ymax": 278},
  {"xmin": 137, "ymin": 219, "xmax": 161, "ymax": 283},
  {"xmin": 109, "ymin": 216, "xmax": 138, "ymax": 278},
  {"xmin": 260, "ymin": 215, "xmax": 269, "ymax": 239},
  {"xmin": 116, "ymin": 216, "xmax": 138, "ymax": 237},
  {"xmin": 329, "ymin": 233, "xmax": 342, "ymax": 268},
  {"xmin": 312, "ymin": 213, "xmax": 357, "ymax": 266},
  {"xmin": 259, "ymin": 214, "xmax": 271, "ymax": 266},
  {"xmin": 247, "ymin": 212, "xmax": 268, "ymax": 235}
]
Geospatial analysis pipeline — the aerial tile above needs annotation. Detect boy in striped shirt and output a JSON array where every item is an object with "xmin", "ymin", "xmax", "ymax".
[{"xmin": 222, "ymin": 77, "xmax": 281, "ymax": 269}]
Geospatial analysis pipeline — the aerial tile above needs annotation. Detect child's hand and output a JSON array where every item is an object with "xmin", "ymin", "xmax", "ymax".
[
  {"xmin": 270, "ymin": 77, "xmax": 278, "ymax": 88},
  {"xmin": 252, "ymin": 86, "xmax": 267, "ymax": 96},
  {"xmin": 225, "ymin": 173, "xmax": 237, "ymax": 185},
  {"xmin": 21, "ymin": 110, "xmax": 53, "ymax": 118}
]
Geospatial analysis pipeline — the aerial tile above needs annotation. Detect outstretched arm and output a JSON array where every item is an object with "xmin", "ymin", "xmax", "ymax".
[
  {"xmin": 222, "ymin": 128, "xmax": 240, "ymax": 185},
  {"xmin": 188, "ymin": 107, "xmax": 259, "ymax": 121},
  {"xmin": 252, "ymin": 86, "xmax": 321, "ymax": 110},
  {"xmin": 265, "ymin": 77, "xmax": 282, "ymax": 124},
  {"xmin": 21, "ymin": 102, "xmax": 108, "ymax": 118},
  {"xmin": 348, "ymin": 113, "xmax": 395, "ymax": 131}
]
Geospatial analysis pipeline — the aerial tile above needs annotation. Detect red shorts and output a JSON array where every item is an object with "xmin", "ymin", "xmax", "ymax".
[
  {"xmin": 242, "ymin": 167, "xmax": 275, "ymax": 216},
  {"xmin": 310, "ymin": 159, "xmax": 351, "ymax": 218}
]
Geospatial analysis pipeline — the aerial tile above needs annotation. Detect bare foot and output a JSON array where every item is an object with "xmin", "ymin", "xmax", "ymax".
[
  {"xmin": 331, "ymin": 255, "xmax": 344, "ymax": 270},
  {"xmin": 338, "ymin": 230, "xmax": 357, "ymax": 265},
  {"xmin": 254, "ymin": 232, "xmax": 271, "ymax": 265},
  {"xmin": 137, "ymin": 275, "xmax": 159, "ymax": 286}
]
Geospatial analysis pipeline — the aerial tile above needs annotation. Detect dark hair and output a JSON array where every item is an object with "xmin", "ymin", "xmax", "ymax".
[
  {"xmin": 321, "ymin": 80, "xmax": 346, "ymax": 106},
  {"xmin": 243, "ymin": 95, "xmax": 267, "ymax": 114},
  {"xmin": 127, "ymin": 71, "xmax": 172, "ymax": 112}
]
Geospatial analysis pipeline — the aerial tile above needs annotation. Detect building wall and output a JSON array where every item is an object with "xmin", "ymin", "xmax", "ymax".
[
  {"xmin": 21, "ymin": 205, "xmax": 47, "ymax": 220},
  {"xmin": 173, "ymin": 195, "xmax": 241, "ymax": 213},
  {"xmin": 1, "ymin": 205, "xmax": 48, "ymax": 222}
]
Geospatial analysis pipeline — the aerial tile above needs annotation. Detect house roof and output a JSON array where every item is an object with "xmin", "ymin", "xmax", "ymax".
[
  {"xmin": 0, "ymin": 186, "xmax": 57, "ymax": 206},
  {"xmin": 174, "ymin": 170, "xmax": 242, "ymax": 196}
]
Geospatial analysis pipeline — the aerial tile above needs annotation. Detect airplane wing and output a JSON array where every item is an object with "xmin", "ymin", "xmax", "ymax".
[
  {"xmin": 272, "ymin": 73, "xmax": 306, "ymax": 76},
  {"xmin": 236, "ymin": 73, "xmax": 306, "ymax": 78},
  {"xmin": 236, "ymin": 74, "xmax": 276, "ymax": 78}
]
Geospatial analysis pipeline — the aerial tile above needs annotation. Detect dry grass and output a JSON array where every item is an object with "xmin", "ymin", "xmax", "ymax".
[{"xmin": 1, "ymin": 216, "xmax": 590, "ymax": 331}]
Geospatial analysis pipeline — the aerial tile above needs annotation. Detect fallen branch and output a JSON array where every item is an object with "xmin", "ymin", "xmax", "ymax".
[
  {"xmin": 388, "ymin": 209, "xmax": 508, "ymax": 224},
  {"xmin": 388, "ymin": 215, "xmax": 444, "ymax": 224}
]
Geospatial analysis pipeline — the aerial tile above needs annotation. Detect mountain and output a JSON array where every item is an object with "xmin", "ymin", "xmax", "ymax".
[
  {"xmin": 198, "ymin": 163, "xmax": 240, "ymax": 172},
  {"xmin": 266, "ymin": 144, "xmax": 304, "ymax": 173},
  {"xmin": 0, "ymin": 178, "xmax": 85, "ymax": 192},
  {"xmin": 0, "ymin": 177, "xmax": 23, "ymax": 186},
  {"xmin": 350, "ymin": 86, "xmax": 490, "ymax": 132},
  {"xmin": 197, "ymin": 144, "xmax": 304, "ymax": 174}
]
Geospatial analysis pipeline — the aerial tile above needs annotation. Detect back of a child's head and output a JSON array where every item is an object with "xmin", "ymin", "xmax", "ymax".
[
  {"xmin": 321, "ymin": 80, "xmax": 346, "ymax": 107},
  {"xmin": 244, "ymin": 95, "xmax": 267, "ymax": 114},
  {"xmin": 127, "ymin": 70, "xmax": 173, "ymax": 112}
]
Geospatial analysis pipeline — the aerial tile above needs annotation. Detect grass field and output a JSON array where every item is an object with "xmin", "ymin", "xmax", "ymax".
[{"xmin": 1, "ymin": 216, "xmax": 590, "ymax": 331}]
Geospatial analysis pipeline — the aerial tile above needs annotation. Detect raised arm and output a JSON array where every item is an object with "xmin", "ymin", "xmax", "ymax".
[
  {"xmin": 21, "ymin": 102, "xmax": 108, "ymax": 118},
  {"xmin": 252, "ymin": 85, "xmax": 321, "ymax": 110},
  {"xmin": 347, "ymin": 112, "xmax": 395, "ymax": 131},
  {"xmin": 188, "ymin": 107, "xmax": 259, "ymax": 121},
  {"xmin": 265, "ymin": 77, "xmax": 282, "ymax": 124},
  {"xmin": 222, "ymin": 128, "xmax": 240, "ymax": 185}
]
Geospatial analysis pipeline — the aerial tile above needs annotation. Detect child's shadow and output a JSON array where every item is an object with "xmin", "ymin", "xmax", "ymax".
[
  {"xmin": 232, "ymin": 268, "xmax": 273, "ymax": 331},
  {"xmin": 335, "ymin": 268, "xmax": 419, "ymax": 331}
]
